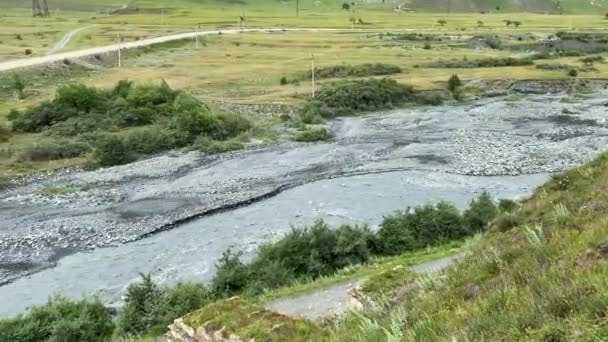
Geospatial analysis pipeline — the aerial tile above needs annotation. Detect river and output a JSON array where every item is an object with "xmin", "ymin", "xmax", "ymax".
[{"xmin": 1, "ymin": 92, "xmax": 607, "ymax": 316}]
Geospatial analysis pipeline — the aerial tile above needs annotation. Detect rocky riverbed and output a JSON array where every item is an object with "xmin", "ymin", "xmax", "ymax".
[{"xmin": 1, "ymin": 90, "xmax": 608, "ymax": 290}]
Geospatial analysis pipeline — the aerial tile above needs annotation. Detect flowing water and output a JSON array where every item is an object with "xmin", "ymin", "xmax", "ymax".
[{"xmin": 2, "ymin": 93, "xmax": 608, "ymax": 316}]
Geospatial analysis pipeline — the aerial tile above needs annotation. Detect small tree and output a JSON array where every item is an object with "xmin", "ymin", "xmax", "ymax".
[
  {"xmin": 211, "ymin": 249, "xmax": 249, "ymax": 296},
  {"xmin": 463, "ymin": 191, "xmax": 497, "ymax": 233},
  {"xmin": 477, "ymin": 20, "xmax": 484, "ymax": 27},
  {"xmin": 568, "ymin": 68, "xmax": 578, "ymax": 77},
  {"xmin": 437, "ymin": 19, "xmax": 447, "ymax": 26},
  {"xmin": 342, "ymin": 2, "xmax": 350, "ymax": 10},
  {"xmin": 447, "ymin": 74, "xmax": 462, "ymax": 92},
  {"xmin": 423, "ymin": 41, "xmax": 432, "ymax": 50},
  {"xmin": 513, "ymin": 21, "xmax": 522, "ymax": 28},
  {"xmin": 504, "ymin": 19, "xmax": 513, "ymax": 27},
  {"xmin": 12, "ymin": 74, "xmax": 25, "ymax": 99}
]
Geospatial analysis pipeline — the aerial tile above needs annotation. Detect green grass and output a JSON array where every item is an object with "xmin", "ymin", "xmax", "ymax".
[
  {"xmin": 330, "ymin": 151, "xmax": 608, "ymax": 341},
  {"xmin": 256, "ymin": 241, "xmax": 462, "ymax": 304},
  {"xmin": 38, "ymin": 185, "xmax": 80, "ymax": 197},
  {"xmin": 183, "ymin": 297, "xmax": 328, "ymax": 341}
]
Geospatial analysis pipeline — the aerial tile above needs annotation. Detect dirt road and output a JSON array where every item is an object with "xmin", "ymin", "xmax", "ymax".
[{"xmin": 0, "ymin": 28, "xmax": 341, "ymax": 72}]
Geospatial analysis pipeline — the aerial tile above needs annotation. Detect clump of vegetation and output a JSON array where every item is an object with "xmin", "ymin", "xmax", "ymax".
[
  {"xmin": 447, "ymin": 74, "xmax": 464, "ymax": 101},
  {"xmin": 293, "ymin": 127, "xmax": 332, "ymax": 142},
  {"xmin": 437, "ymin": 19, "xmax": 447, "ymax": 27},
  {"xmin": 580, "ymin": 55, "xmax": 604, "ymax": 66},
  {"xmin": 11, "ymin": 74, "xmax": 25, "ymax": 99},
  {"xmin": 0, "ymin": 296, "xmax": 114, "ymax": 342},
  {"xmin": 422, "ymin": 57, "xmax": 534, "ymax": 68},
  {"xmin": 183, "ymin": 297, "xmax": 327, "ymax": 341},
  {"xmin": 377, "ymin": 194, "xmax": 495, "ymax": 255},
  {"xmin": 301, "ymin": 63, "xmax": 401, "ymax": 80},
  {"xmin": 568, "ymin": 68, "xmax": 579, "ymax": 77},
  {"xmin": 119, "ymin": 274, "xmax": 214, "ymax": 336},
  {"xmin": 16, "ymin": 139, "xmax": 90, "ymax": 162},
  {"xmin": 423, "ymin": 41, "xmax": 432, "ymax": 50},
  {"xmin": 8, "ymin": 80, "xmax": 251, "ymax": 167},
  {"xmin": 480, "ymin": 35, "xmax": 502, "ymax": 49},
  {"xmin": 536, "ymin": 63, "xmax": 572, "ymax": 70},
  {"xmin": 302, "ymin": 78, "xmax": 415, "ymax": 117}
]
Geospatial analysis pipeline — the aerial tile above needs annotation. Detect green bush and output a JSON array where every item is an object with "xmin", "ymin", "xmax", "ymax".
[
  {"xmin": 173, "ymin": 93, "xmax": 221, "ymax": 139},
  {"xmin": 16, "ymin": 139, "xmax": 90, "ymax": 162},
  {"xmin": 124, "ymin": 126, "xmax": 177, "ymax": 155},
  {"xmin": 294, "ymin": 128, "xmax": 332, "ymax": 142},
  {"xmin": 422, "ymin": 57, "xmax": 534, "ymax": 68},
  {"xmin": 463, "ymin": 191, "xmax": 498, "ymax": 233},
  {"xmin": 447, "ymin": 74, "xmax": 462, "ymax": 92},
  {"xmin": 92, "ymin": 134, "xmax": 136, "ymax": 167},
  {"xmin": 568, "ymin": 69, "xmax": 579, "ymax": 77},
  {"xmin": 194, "ymin": 136, "xmax": 243, "ymax": 154},
  {"xmin": 0, "ymin": 296, "xmax": 113, "ymax": 342},
  {"xmin": 301, "ymin": 63, "xmax": 401, "ymax": 80},
  {"xmin": 416, "ymin": 92, "xmax": 445, "ymax": 106},
  {"xmin": 212, "ymin": 249, "xmax": 250, "ymax": 296},
  {"xmin": 0, "ymin": 123, "xmax": 11, "ymax": 142},
  {"xmin": 118, "ymin": 274, "xmax": 214, "ymax": 336},
  {"xmin": 377, "ymin": 201, "xmax": 466, "ymax": 254},
  {"xmin": 302, "ymin": 78, "xmax": 415, "ymax": 117}
]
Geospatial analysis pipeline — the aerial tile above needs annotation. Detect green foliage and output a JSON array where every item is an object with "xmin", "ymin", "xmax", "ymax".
[
  {"xmin": 118, "ymin": 274, "xmax": 214, "ymax": 337},
  {"xmin": 0, "ymin": 123, "xmax": 10, "ymax": 142},
  {"xmin": 423, "ymin": 41, "xmax": 432, "ymax": 50},
  {"xmin": 377, "ymin": 201, "xmax": 468, "ymax": 255},
  {"xmin": 463, "ymin": 191, "xmax": 497, "ymax": 233},
  {"xmin": 302, "ymin": 63, "xmax": 401, "ymax": 80},
  {"xmin": 293, "ymin": 127, "xmax": 332, "ymax": 142},
  {"xmin": 422, "ymin": 57, "xmax": 534, "ymax": 68},
  {"xmin": 172, "ymin": 93, "xmax": 221, "ymax": 138},
  {"xmin": 437, "ymin": 19, "xmax": 447, "ymax": 26},
  {"xmin": 183, "ymin": 297, "xmax": 328, "ymax": 341},
  {"xmin": 0, "ymin": 296, "xmax": 113, "ymax": 342},
  {"xmin": 579, "ymin": 55, "xmax": 604, "ymax": 65},
  {"xmin": 195, "ymin": 136, "xmax": 243, "ymax": 154},
  {"xmin": 16, "ymin": 139, "xmax": 90, "ymax": 162},
  {"xmin": 342, "ymin": 2, "xmax": 350, "ymax": 10},
  {"xmin": 212, "ymin": 249, "xmax": 250, "ymax": 296},
  {"xmin": 12, "ymin": 74, "xmax": 25, "ymax": 99},
  {"xmin": 568, "ymin": 68, "xmax": 579, "ymax": 77},
  {"xmin": 280, "ymin": 76, "xmax": 288, "ymax": 85},
  {"xmin": 92, "ymin": 134, "xmax": 136, "ymax": 167},
  {"xmin": 302, "ymin": 78, "xmax": 416, "ymax": 117},
  {"xmin": 447, "ymin": 74, "xmax": 462, "ymax": 92}
]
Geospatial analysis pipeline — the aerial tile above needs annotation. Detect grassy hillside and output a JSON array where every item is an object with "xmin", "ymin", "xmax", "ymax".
[
  {"xmin": 332, "ymin": 151, "xmax": 608, "ymax": 341},
  {"xmin": 2, "ymin": 0, "xmax": 608, "ymax": 13}
]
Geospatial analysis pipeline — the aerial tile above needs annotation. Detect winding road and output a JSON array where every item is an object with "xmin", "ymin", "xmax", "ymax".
[
  {"xmin": 46, "ymin": 25, "xmax": 97, "ymax": 56},
  {"xmin": 265, "ymin": 254, "xmax": 462, "ymax": 320},
  {"xmin": 0, "ymin": 27, "xmax": 345, "ymax": 72}
]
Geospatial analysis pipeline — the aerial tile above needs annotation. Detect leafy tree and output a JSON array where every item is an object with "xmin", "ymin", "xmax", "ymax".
[
  {"xmin": 342, "ymin": 2, "xmax": 350, "ymax": 10},
  {"xmin": 211, "ymin": 249, "xmax": 250, "ymax": 296},
  {"xmin": 477, "ymin": 20, "xmax": 484, "ymax": 27},
  {"xmin": 463, "ymin": 191, "xmax": 497, "ymax": 233},
  {"xmin": 437, "ymin": 19, "xmax": 447, "ymax": 26},
  {"xmin": 447, "ymin": 74, "xmax": 462, "ymax": 92},
  {"xmin": 0, "ymin": 296, "xmax": 113, "ymax": 342},
  {"xmin": 377, "ymin": 209, "xmax": 416, "ymax": 255},
  {"xmin": 119, "ymin": 273, "xmax": 164, "ymax": 335}
]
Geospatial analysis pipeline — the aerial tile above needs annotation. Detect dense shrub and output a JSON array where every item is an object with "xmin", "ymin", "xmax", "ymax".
[
  {"xmin": 447, "ymin": 74, "xmax": 462, "ymax": 92},
  {"xmin": 302, "ymin": 78, "xmax": 415, "ymax": 117},
  {"xmin": 421, "ymin": 57, "xmax": 534, "ymax": 68},
  {"xmin": 463, "ymin": 191, "xmax": 498, "ymax": 233},
  {"xmin": 211, "ymin": 249, "xmax": 251, "ymax": 296},
  {"xmin": 294, "ymin": 127, "xmax": 332, "ymax": 142},
  {"xmin": 536, "ymin": 63, "xmax": 572, "ymax": 70},
  {"xmin": 92, "ymin": 134, "xmax": 136, "ymax": 167},
  {"xmin": 16, "ymin": 139, "xmax": 90, "ymax": 162},
  {"xmin": 172, "ymin": 93, "xmax": 221, "ymax": 139},
  {"xmin": 301, "ymin": 63, "xmax": 401, "ymax": 80},
  {"xmin": 377, "ymin": 201, "xmax": 466, "ymax": 254},
  {"xmin": 195, "ymin": 136, "xmax": 243, "ymax": 154},
  {"xmin": 118, "ymin": 274, "xmax": 214, "ymax": 336},
  {"xmin": 124, "ymin": 126, "xmax": 177, "ymax": 155},
  {"xmin": 416, "ymin": 92, "xmax": 445, "ymax": 106},
  {"xmin": 0, "ymin": 123, "xmax": 11, "ymax": 142},
  {"xmin": 0, "ymin": 296, "xmax": 113, "ymax": 342}
]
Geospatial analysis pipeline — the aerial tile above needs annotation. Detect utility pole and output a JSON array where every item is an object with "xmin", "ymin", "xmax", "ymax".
[
  {"xmin": 447, "ymin": 0, "xmax": 451, "ymax": 14},
  {"xmin": 311, "ymin": 54, "xmax": 315, "ymax": 98},
  {"xmin": 296, "ymin": 0, "xmax": 299, "ymax": 16},
  {"xmin": 161, "ymin": 8, "xmax": 164, "ymax": 25},
  {"xmin": 195, "ymin": 31, "xmax": 199, "ymax": 49},
  {"xmin": 117, "ymin": 33, "xmax": 121, "ymax": 68},
  {"xmin": 42, "ymin": 0, "xmax": 49, "ymax": 16}
]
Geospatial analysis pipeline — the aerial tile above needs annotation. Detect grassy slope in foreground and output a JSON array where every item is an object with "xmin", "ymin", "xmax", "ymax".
[{"xmin": 333, "ymin": 151, "xmax": 608, "ymax": 341}]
